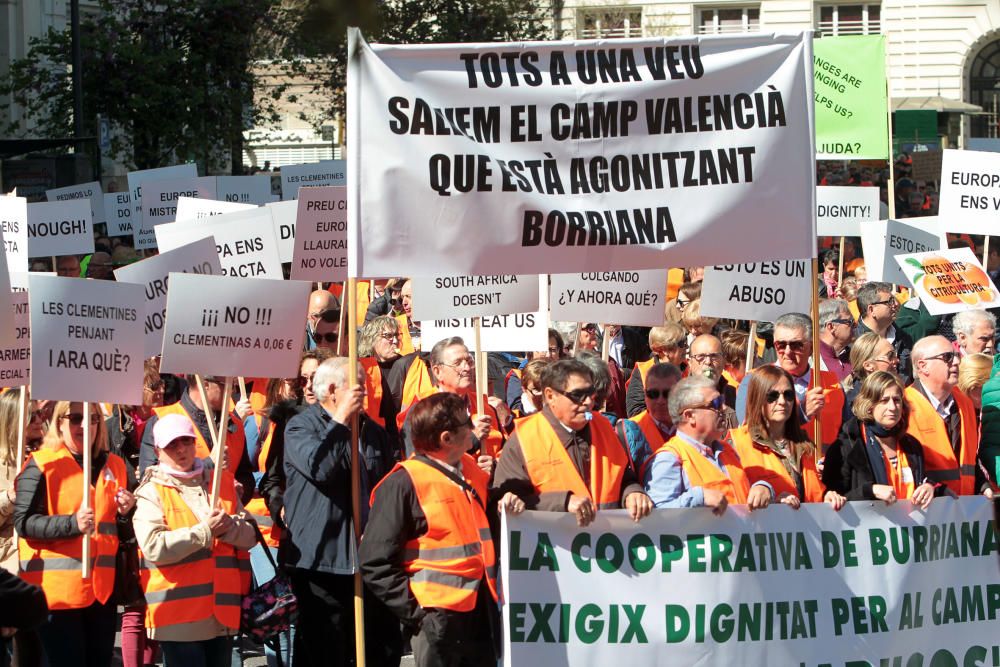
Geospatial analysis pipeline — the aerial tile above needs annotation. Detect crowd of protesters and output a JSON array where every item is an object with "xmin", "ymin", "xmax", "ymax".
[{"xmin": 3, "ymin": 166, "xmax": 1000, "ymax": 667}]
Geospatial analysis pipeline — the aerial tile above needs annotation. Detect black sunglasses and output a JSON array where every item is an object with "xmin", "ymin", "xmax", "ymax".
[
  {"xmin": 555, "ymin": 386, "xmax": 596, "ymax": 405},
  {"xmin": 774, "ymin": 340, "xmax": 806, "ymax": 352},
  {"xmin": 765, "ymin": 389, "xmax": 796, "ymax": 404},
  {"xmin": 645, "ymin": 388, "xmax": 669, "ymax": 400},
  {"xmin": 316, "ymin": 333, "xmax": 338, "ymax": 343},
  {"xmin": 925, "ymin": 351, "xmax": 957, "ymax": 365}
]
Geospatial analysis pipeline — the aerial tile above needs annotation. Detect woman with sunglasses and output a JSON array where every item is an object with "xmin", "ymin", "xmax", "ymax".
[
  {"xmin": 823, "ymin": 372, "xmax": 940, "ymax": 508},
  {"xmin": 729, "ymin": 367, "xmax": 839, "ymax": 510},
  {"xmin": 14, "ymin": 401, "xmax": 134, "ymax": 667}
]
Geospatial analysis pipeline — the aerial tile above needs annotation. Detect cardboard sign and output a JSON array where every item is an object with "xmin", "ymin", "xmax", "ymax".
[
  {"xmin": 0, "ymin": 195, "xmax": 28, "ymax": 273},
  {"xmin": 281, "ymin": 160, "xmax": 346, "ymax": 200},
  {"xmin": 815, "ymin": 186, "xmax": 880, "ymax": 237},
  {"xmin": 291, "ymin": 186, "xmax": 348, "ymax": 281},
  {"xmin": 894, "ymin": 247, "xmax": 1000, "ymax": 315},
  {"xmin": 347, "ymin": 31, "xmax": 815, "ymax": 278},
  {"xmin": 46, "ymin": 181, "xmax": 106, "ymax": 225},
  {"xmin": 27, "ymin": 200, "xmax": 95, "ymax": 258},
  {"xmin": 937, "ymin": 149, "xmax": 1000, "ymax": 234},
  {"xmin": 266, "ymin": 200, "xmax": 298, "ymax": 263},
  {"xmin": 113, "ymin": 238, "xmax": 223, "ymax": 358},
  {"xmin": 412, "ymin": 274, "xmax": 540, "ymax": 322},
  {"xmin": 910, "ymin": 149, "xmax": 943, "ymax": 182},
  {"xmin": 28, "ymin": 275, "xmax": 145, "ymax": 404},
  {"xmin": 154, "ymin": 208, "xmax": 283, "ymax": 279},
  {"xmin": 419, "ymin": 279, "xmax": 548, "ymax": 352},
  {"xmin": 0, "ymin": 292, "xmax": 30, "ymax": 386},
  {"xmin": 881, "ymin": 218, "xmax": 943, "ymax": 286},
  {"xmin": 103, "ymin": 192, "xmax": 134, "ymax": 237},
  {"xmin": 550, "ymin": 270, "xmax": 666, "ymax": 326},
  {"xmin": 701, "ymin": 260, "xmax": 812, "ymax": 322},
  {"xmin": 175, "ymin": 197, "xmax": 256, "ymax": 222},
  {"xmin": 216, "ymin": 175, "xmax": 273, "ymax": 205},
  {"xmin": 159, "ymin": 274, "xmax": 311, "ymax": 378},
  {"xmin": 126, "ymin": 164, "xmax": 199, "ymax": 242}
]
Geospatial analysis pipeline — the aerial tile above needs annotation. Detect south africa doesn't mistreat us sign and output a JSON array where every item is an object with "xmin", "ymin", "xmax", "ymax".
[{"xmin": 347, "ymin": 30, "xmax": 816, "ymax": 277}]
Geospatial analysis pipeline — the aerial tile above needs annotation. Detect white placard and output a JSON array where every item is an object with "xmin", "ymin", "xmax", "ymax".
[
  {"xmin": 265, "ymin": 200, "xmax": 298, "ymax": 263},
  {"xmin": 154, "ymin": 207, "xmax": 283, "ymax": 279},
  {"xmin": 159, "ymin": 273, "xmax": 311, "ymax": 378},
  {"xmin": 46, "ymin": 181, "xmax": 106, "ymax": 225},
  {"xmin": 412, "ymin": 274, "xmax": 540, "ymax": 322},
  {"xmin": 0, "ymin": 225, "xmax": 12, "ymax": 346},
  {"xmin": 815, "ymin": 186, "xmax": 879, "ymax": 237},
  {"xmin": 27, "ymin": 200, "xmax": 95, "ymax": 258},
  {"xmin": 937, "ymin": 148, "xmax": 1000, "ymax": 234},
  {"xmin": 281, "ymin": 160, "xmax": 346, "ymax": 200},
  {"xmin": 291, "ymin": 186, "xmax": 348, "ymax": 281},
  {"xmin": 103, "ymin": 192, "xmax": 134, "ymax": 237},
  {"xmin": 175, "ymin": 197, "xmax": 256, "ymax": 222},
  {"xmin": 347, "ymin": 30, "xmax": 815, "ymax": 278},
  {"xmin": 0, "ymin": 195, "xmax": 29, "ymax": 273},
  {"xmin": 126, "ymin": 163, "xmax": 199, "ymax": 243},
  {"xmin": 28, "ymin": 275, "xmax": 144, "ymax": 404},
  {"xmin": 216, "ymin": 175, "xmax": 273, "ymax": 205},
  {"xmin": 550, "ymin": 270, "xmax": 666, "ymax": 326},
  {"xmin": 141, "ymin": 176, "xmax": 217, "ymax": 227},
  {"xmin": 700, "ymin": 259, "xmax": 812, "ymax": 322},
  {"xmin": 113, "ymin": 238, "xmax": 223, "ymax": 359},
  {"xmin": 882, "ymin": 218, "xmax": 943, "ymax": 287},
  {"xmin": 0, "ymin": 292, "xmax": 30, "ymax": 386},
  {"xmin": 419, "ymin": 279, "xmax": 548, "ymax": 352},
  {"xmin": 859, "ymin": 219, "xmax": 888, "ymax": 282},
  {"xmin": 894, "ymin": 247, "xmax": 1000, "ymax": 315}
]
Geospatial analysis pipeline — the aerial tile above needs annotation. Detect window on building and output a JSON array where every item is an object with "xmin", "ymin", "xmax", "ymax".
[
  {"xmin": 817, "ymin": 4, "xmax": 880, "ymax": 36},
  {"xmin": 698, "ymin": 7, "xmax": 760, "ymax": 34},
  {"xmin": 578, "ymin": 8, "xmax": 643, "ymax": 39}
]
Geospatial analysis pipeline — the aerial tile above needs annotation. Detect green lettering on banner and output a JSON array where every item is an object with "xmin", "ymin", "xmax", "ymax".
[
  {"xmin": 869, "ymin": 528, "xmax": 888, "ymax": 565},
  {"xmin": 509, "ymin": 602, "xmax": 527, "ymax": 641},
  {"xmin": 572, "ymin": 533, "xmax": 591, "ymax": 573},
  {"xmin": 709, "ymin": 535, "xmax": 734, "ymax": 572},
  {"xmin": 509, "ymin": 531, "xmax": 529, "ymax": 570},
  {"xmin": 665, "ymin": 604, "xmax": 689, "ymax": 643},
  {"xmin": 596, "ymin": 533, "xmax": 624, "ymax": 573},
  {"xmin": 629, "ymin": 534, "xmax": 656, "ymax": 574},
  {"xmin": 660, "ymin": 534, "xmax": 683, "ymax": 572},
  {"xmin": 576, "ymin": 603, "xmax": 603, "ymax": 644},
  {"xmin": 526, "ymin": 603, "xmax": 556, "ymax": 642},
  {"xmin": 688, "ymin": 534, "xmax": 706, "ymax": 573},
  {"xmin": 898, "ymin": 592, "xmax": 924, "ymax": 630},
  {"xmin": 532, "ymin": 532, "xmax": 559, "ymax": 571}
]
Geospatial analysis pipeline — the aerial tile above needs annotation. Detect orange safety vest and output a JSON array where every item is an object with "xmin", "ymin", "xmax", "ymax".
[
  {"xmin": 398, "ymin": 388, "xmax": 505, "ymax": 458},
  {"xmin": 665, "ymin": 268, "xmax": 685, "ymax": 301},
  {"xmin": 629, "ymin": 410, "xmax": 671, "ymax": 452},
  {"xmin": 727, "ymin": 425, "xmax": 824, "ymax": 502},
  {"xmin": 861, "ymin": 424, "xmax": 917, "ymax": 500},
  {"xmin": 905, "ymin": 386, "xmax": 978, "ymax": 495},
  {"xmin": 400, "ymin": 357, "xmax": 435, "ymax": 415},
  {"xmin": 627, "ymin": 358, "xmax": 655, "ymax": 392},
  {"xmin": 396, "ymin": 314, "xmax": 415, "ymax": 355},
  {"xmin": 154, "ymin": 401, "xmax": 246, "ymax": 488},
  {"xmin": 360, "ymin": 357, "xmax": 385, "ymax": 427},
  {"xmin": 648, "ymin": 435, "xmax": 750, "ymax": 505},
  {"xmin": 802, "ymin": 369, "xmax": 846, "ymax": 452},
  {"xmin": 516, "ymin": 412, "xmax": 629, "ymax": 510},
  {"xmin": 245, "ymin": 416, "xmax": 280, "ymax": 548},
  {"xmin": 140, "ymin": 470, "xmax": 251, "ymax": 630},
  {"xmin": 721, "ymin": 370, "xmax": 740, "ymax": 390},
  {"xmin": 18, "ymin": 444, "xmax": 125, "ymax": 610},
  {"xmin": 371, "ymin": 455, "xmax": 497, "ymax": 612}
]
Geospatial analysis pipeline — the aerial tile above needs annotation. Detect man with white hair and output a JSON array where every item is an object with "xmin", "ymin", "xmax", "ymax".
[
  {"xmin": 952, "ymin": 309, "xmax": 996, "ymax": 357},
  {"xmin": 283, "ymin": 357, "xmax": 402, "ymax": 667}
]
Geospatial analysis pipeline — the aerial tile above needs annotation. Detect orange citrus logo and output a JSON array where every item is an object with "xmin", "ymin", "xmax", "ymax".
[{"xmin": 907, "ymin": 256, "xmax": 997, "ymax": 306}]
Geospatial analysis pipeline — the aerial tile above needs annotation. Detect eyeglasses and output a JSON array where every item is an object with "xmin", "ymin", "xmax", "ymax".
[
  {"xmin": 379, "ymin": 332, "xmax": 401, "ymax": 342},
  {"xmin": 873, "ymin": 351, "xmax": 899, "ymax": 363},
  {"xmin": 63, "ymin": 412, "xmax": 101, "ymax": 426},
  {"xmin": 144, "ymin": 383, "xmax": 165, "ymax": 393},
  {"xmin": 645, "ymin": 388, "xmax": 669, "ymax": 400},
  {"xmin": 687, "ymin": 395, "xmax": 725, "ymax": 416},
  {"xmin": 924, "ymin": 351, "xmax": 958, "ymax": 365},
  {"xmin": 676, "ymin": 298, "xmax": 691, "ymax": 309},
  {"xmin": 870, "ymin": 298, "xmax": 899, "ymax": 310},
  {"xmin": 581, "ymin": 325, "xmax": 598, "ymax": 334},
  {"xmin": 691, "ymin": 352, "xmax": 724, "ymax": 364},
  {"xmin": 548, "ymin": 346, "xmax": 561, "ymax": 355},
  {"xmin": 830, "ymin": 318, "xmax": 854, "ymax": 327},
  {"xmin": 765, "ymin": 389, "xmax": 796, "ymax": 404},
  {"xmin": 297, "ymin": 373, "xmax": 315, "ymax": 388},
  {"xmin": 316, "ymin": 333, "xmax": 338, "ymax": 343},
  {"xmin": 774, "ymin": 340, "xmax": 806, "ymax": 352},
  {"xmin": 553, "ymin": 385, "xmax": 596, "ymax": 405}
]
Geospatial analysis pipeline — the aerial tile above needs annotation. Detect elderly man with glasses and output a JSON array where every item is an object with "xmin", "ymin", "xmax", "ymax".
[
  {"xmin": 856, "ymin": 281, "xmax": 914, "ymax": 381},
  {"xmin": 906, "ymin": 336, "xmax": 992, "ymax": 498},
  {"xmin": 492, "ymin": 359, "xmax": 653, "ymax": 527}
]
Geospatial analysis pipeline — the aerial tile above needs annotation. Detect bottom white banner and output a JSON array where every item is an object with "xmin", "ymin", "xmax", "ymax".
[{"xmin": 502, "ymin": 499, "xmax": 999, "ymax": 666}]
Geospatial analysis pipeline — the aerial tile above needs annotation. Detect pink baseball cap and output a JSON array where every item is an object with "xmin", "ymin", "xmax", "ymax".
[{"xmin": 153, "ymin": 413, "xmax": 197, "ymax": 449}]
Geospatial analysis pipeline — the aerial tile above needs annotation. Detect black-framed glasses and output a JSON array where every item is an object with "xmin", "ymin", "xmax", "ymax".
[
  {"xmin": 871, "ymin": 298, "xmax": 899, "ymax": 310},
  {"xmin": 765, "ymin": 389, "xmax": 796, "ymax": 404},
  {"xmin": 830, "ymin": 318, "xmax": 854, "ymax": 327},
  {"xmin": 63, "ymin": 412, "xmax": 101, "ymax": 426},
  {"xmin": 554, "ymin": 385, "xmax": 596, "ymax": 405},
  {"xmin": 297, "ymin": 373, "xmax": 315, "ymax": 389},
  {"xmin": 645, "ymin": 388, "xmax": 669, "ymax": 400},
  {"xmin": 691, "ymin": 352, "xmax": 724, "ymax": 364},
  {"xmin": 925, "ymin": 351, "xmax": 957, "ymax": 365},
  {"xmin": 774, "ymin": 340, "xmax": 806, "ymax": 352}
]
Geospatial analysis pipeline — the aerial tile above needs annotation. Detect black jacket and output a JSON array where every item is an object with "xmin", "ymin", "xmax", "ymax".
[
  {"xmin": 259, "ymin": 398, "xmax": 309, "ymax": 530},
  {"xmin": 106, "ymin": 406, "xmax": 141, "ymax": 484},
  {"xmin": 282, "ymin": 403, "xmax": 397, "ymax": 574},
  {"xmin": 822, "ymin": 415, "xmax": 941, "ymax": 501}
]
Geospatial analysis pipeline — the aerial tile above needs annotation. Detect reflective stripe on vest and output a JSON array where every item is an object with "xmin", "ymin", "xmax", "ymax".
[
  {"xmin": 17, "ymin": 444, "xmax": 124, "ymax": 610},
  {"xmin": 904, "ymin": 386, "xmax": 978, "ymax": 496},
  {"xmin": 372, "ymin": 455, "xmax": 498, "ymax": 612},
  {"xmin": 139, "ymin": 472, "xmax": 250, "ymax": 630},
  {"xmin": 516, "ymin": 412, "xmax": 629, "ymax": 510},
  {"xmin": 650, "ymin": 435, "xmax": 750, "ymax": 505}
]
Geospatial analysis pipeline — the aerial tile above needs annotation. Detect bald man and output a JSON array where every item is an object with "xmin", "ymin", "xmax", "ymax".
[
  {"xmin": 306, "ymin": 290, "xmax": 340, "ymax": 351},
  {"xmin": 55, "ymin": 255, "xmax": 81, "ymax": 278},
  {"xmin": 86, "ymin": 251, "xmax": 113, "ymax": 280},
  {"xmin": 687, "ymin": 334, "xmax": 738, "ymax": 427}
]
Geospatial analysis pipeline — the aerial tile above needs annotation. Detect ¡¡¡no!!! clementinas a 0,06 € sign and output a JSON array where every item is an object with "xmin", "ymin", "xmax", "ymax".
[{"xmin": 894, "ymin": 247, "xmax": 1000, "ymax": 315}]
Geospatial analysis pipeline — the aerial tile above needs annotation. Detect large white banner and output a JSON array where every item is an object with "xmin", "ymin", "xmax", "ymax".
[
  {"xmin": 701, "ymin": 259, "xmax": 812, "ymax": 321},
  {"xmin": 28, "ymin": 275, "xmax": 144, "ymax": 404},
  {"xmin": 815, "ymin": 185, "xmax": 879, "ymax": 237},
  {"xmin": 159, "ymin": 274, "xmax": 310, "ymax": 378},
  {"xmin": 502, "ymin": 499, "xmax": 999, "ymax": 666},
  {"xmin": 347, "ymin": 30, "xmax": 816, "ymax": 278},
  {"xmin": 550, "ymin": 270, "xmax": 666, "ymax": 326},
  {"xmin": 46, "ymin": 181, "xmax": 106, "ymax": 225}
]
